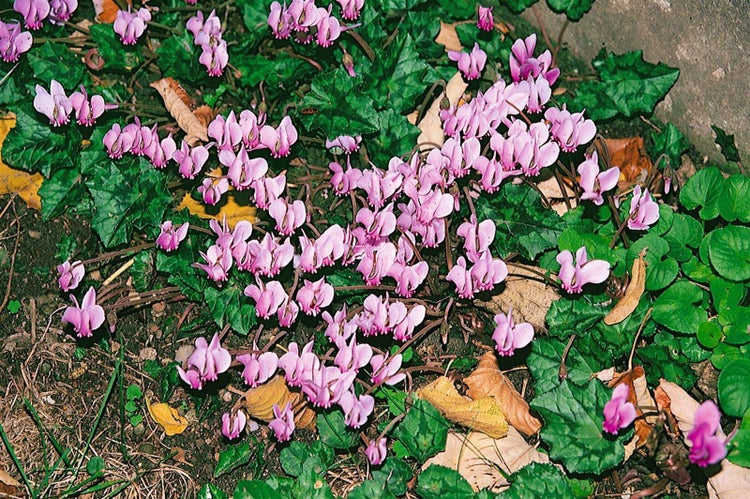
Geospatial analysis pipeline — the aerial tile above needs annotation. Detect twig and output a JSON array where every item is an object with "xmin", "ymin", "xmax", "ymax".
[
  {"xmin": 0, "ymin": 200, "xmax": 20, "ymax": 312},
  {"xmin": 628, "ymin": 308, "xmax": 652, "ymax": 370}
]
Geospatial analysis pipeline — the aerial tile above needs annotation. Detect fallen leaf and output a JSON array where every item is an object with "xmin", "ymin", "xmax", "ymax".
[
  {"xmin": 435, "ymin": 21, "xmax": 462, "ymax": 52},
  {"xmin": 658, "ymin": 380, "xmax": 750, "ymax": 499},
  {"xmin": 604, "ymin": 249, "xmax": 647, "ymax": 325},
  {"xmin": 93, "ymin": 0, "xmax": 121, "ymax": 23},
  {"xmin": 150, "ymin": 78, "xmax": 208, "ymax": 146},
  {"xmin": 176, "ymin": 190, "xmax": 257, "ymax": 230},
  {"xmin": 464, "ymin": 351, "xmax": 542, "ymax": 436},
  {"xmin": 193, "ymin": 105, "xmax": 215, "ymax": 129},
  {"xmin": 146, "ymin": 397, "xmax": 189, "ymax": 436},
  {"xmin": 603, "ymin": 137, "xmax": 653, "ymax": 189},
  {"xmin": 536, "ymin": 175, "xmax": 577, "ymax": 215},
  {"xmin": 413, "ymin": 72, "xmax": 468, "ymax": 151},
  {"xmin": 417, "ymin": 376, "xmax": 508, "ymax": 438},
  {"xmin": 609, "ymin": 366, "xmax": 656, "ymax": 449},
  {"xmin": 0, "ymin": 113, "xmax": 43, "ymax": 210},
  {"xmin": 478, "ymin": 263, "xmax": 559, "ymax": 330},
  {"xmin": 170, "ymin": 446, "xmax": 188, "ymax": 464},
  {"xmin": 0, "ymin": 469, "xmax": 21, "ymax": 488},
  {"xmin": 243, "ymin": 375, "xmax": 316, "ymax": 430},
  {"xmin": 423, "ymin": 429, "xmax": 549, "ymax": 493}
]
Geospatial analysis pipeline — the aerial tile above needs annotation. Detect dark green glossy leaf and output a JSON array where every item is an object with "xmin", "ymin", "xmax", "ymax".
[
  {"xmin": 372, "ymin": 458, "xmax": 412, "ymax": 496},
  {"xmin": 545, "ymin": 296, "xmax": 607, "ymax": 340},
  {"xmin": 28, "ymin": 42, "xmax": 84, "ymax": 88},
  {"xmin": 528, "ymin": 337, "xmax": 602, "ymax": 395},
  {"xmin": 233, "ymin": 53, "xmax": 310, "ymax": 91},
  {"xmin": 232, "ymin": 480, "xmax": 282, "ymax": 499},
  {"xmin": 369, "ymin": 108, "xmax": 420, "ymax": 165},
  {"xmin": 627, "ymin": 233, "xmax": 678, "ymax": 291},
  {"xmin": 317, "ymin": 409, "xmax": 358, "ymax": 449},
  {"xmin": 90, "ymin": 24, "xmax": 144, "ymax": 72},
  {"xmin": 650, "ymin": 122, "xmax": 688, "ymax": 169},
  {"xmin": 393, "ymin": 399, "xmax": 449, "ymax": 463},
  {"xmin": 416, "ymin": 465, "xmax": 474, "ymax": 499},
  {"xmin": 711, "ymin": 125, "xmax": 741, "ymax": 163},
  {"xmin": 204, "ymin": 285, "xmax": 257, "ymax": 336},
  {"xmin": 652, "ymin": 279, "xmax": 707, "ymax": 334},
  {"xmin": 679, "ymin": 166, "xmax": 724, "ymax": 220},
  {"xmin": 709, "ymin": 225, "xmax": 750, "ymax": 281},
  {"xmin": 719, "ymin": 359, "xmax": 750, "ymax": 417},
  {"xmin": 638, "ymin": 343, "xmax": 697, "ymax": 389},
  {"xmin": 347, "ymin": 480, "xmax": 396, "ymax": 499},
  {"xmin": 501, "ymin": 0, "xmax": 539, "ymax": 14},
  {"xmin": 718, "ymin": 174, "xmax": 750, "ymax": 223},
  {"xmin": 280, "ymin": 441, "xmax": 334, "ymax": 478},
  {"xmin": 39, "ymin": 166, "xmax": 86, "ymax": 220},
  {"xmin": 500, "ymin": 462, "xmax": 577, "ymax": 498},
  {"xmin": 547, "ymin": 0, "xmax": 594, "ymax": 21},
  {"xmin": 156, "ymin": 31, "xmax": 207, "ymax": 85},
  {"xmin": 214, "ymin": 442, "xmax": 252, "ymax": 478},
  {"xmin": 727, "ymin": 409, "xmax": 750, "ymax": 467},
  {"xmin": 697, "ymin": 320, "xmax": 723, "ymax": 349},
  {"xmin": 198, "ymin": 484, "xmax": 228, "ymax": 499}
]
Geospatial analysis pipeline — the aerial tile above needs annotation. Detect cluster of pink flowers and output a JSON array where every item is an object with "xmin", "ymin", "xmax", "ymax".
[
  {"xmin": 13, "ymin": 0, "xmax": 77, "ymax": 29},
  {"xmin": 0, "ymin": 20, "xmax": 33, "ymax": 62},
  {"xmin": 34, "ymin": 80, "xmax": 116, "ymax": 127},
  {"xmin": 268, "ymin": 0, "xmax": 353, "ymax": 48},
  {"xmin": 113, "ymin": 6, "xmax": 151, "ymax": 45},
  {"xmin": 103, "ymin": 117, "xmax": 177, "ymax": 168},
  {"xmin": 186, "ymin": 10, "xmax": 228, "ymax": 76}
]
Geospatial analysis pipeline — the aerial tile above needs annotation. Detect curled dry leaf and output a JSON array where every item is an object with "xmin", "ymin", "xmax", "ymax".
[
  {"xmin": 478, "ymin": 263, "xmax": 559, "ymax": 330},
  {"xmin": 417, "ymin": 376, "xmax": 508, "ymax": 438},
  {"xmin": 93, "ymin": 0, "xmax": 120, "ymax": 23},
  {"xmin": 658, "ymin": 380, "xmax": 750, "ymax": 499},
  {"xmin": 414, "ymin": 72, "xmax": 468, "ymax": 151},
  {"xmin": 423, "ymin": 428, "xmax": 550, "ymax": 493},
  {"xmin": 604, "ymin": 249, "xmax": 647, "ymax": 325},
  {"xmin": 464, "ymin": 351, "xmax": 542, "ymax": 436},
  {"xmin": 150, "ymin": 78, "xmax": 208, "ymax": 146},
  {"xmin": 243, "ymin": 375, "xmax": 316, "ymax": 430},
  {"xmin": 609, "ymin": 366, "xmax": 656, "ymax": 449},
  {"xmin": 145, "ymin": 396, "xmax": 189, "ymax": 436},
  {"xmin": 603, "ymin": 136, "xmax": 653, "ymax": 189},
  {"xmin": 0, "ymin": 114, "xmax": 43, "ymax": 210},
  {"xmin": 193, "ymin": 105, "xmax": 215, "ymax": 129}
]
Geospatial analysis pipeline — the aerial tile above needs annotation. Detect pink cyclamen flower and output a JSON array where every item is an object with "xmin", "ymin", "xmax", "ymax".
[
  {"xmin": 14, "ymin": 0, "xmax": 51, "ymax": 30},
  {"xmin": 268, "ymin": 198, "xmax": 306, "ymax": 236},
  {"xmin": 103, "ymin": 123, "xmax": 134, "ymax": 159},
  {"xmin": 69, "ymin": 86, "xmax": 115, "ymax": 126},
  {"xmin": 194, "ymin": 244, "xmax": 232, "ymax": 282},
  {"xmin": 602, "ymin": 384, "xmax": 637, "ymax": 435},
  {"xmin": 370, "ymin": 354, "xmax": 405, "ymax": 386},
  {"xmin": 0, "ymin": 21, "xmax": 33, "ymax": 62},
  {"xmin": 57, "ymin": 260, "xmax": 84, "ymax": 292},
  {"xmin": 221, "ymin": 410, "xmax": 247, "ymax": 440},
  {"xmin": 627, "ymin": 185, "xmax": 659, "ymax": 230},
  {"xmin": 259, "ymin": 116, "xmax": 298, "ymax": 158},
  {"xmin": 269, "ymin": 402, "xmax": 295, "ymax": 442},
  {"xmin": 477, "ymin": 6, "xmax": 493, "ymax": 32},
  {"xmin": 155, "ymin": 221, "xmax": 189, "ymax": 252},
  {"xmin": 33, "ymin": 79, "xmax": 72, "ymax": 127},
  {"xmin": 315, "ymin": 7, "xmax": 341, "ymax": 48},
  {"xmin": 365, "ymin": 438, "xmax": 387, "ymax": 466},
  {"xmin": 113, "ymin": 7, "xmax": 151, "ymax": 45},
  {"xmin": 173, "ymin": 141, "xmax": 209, "ymax": 179},
  {"xmin": 448, "ymin": 42, "xmax": 487, "ymax": 81},
  {"xmin": 49, "ymin": 0, "xmax": 78, "ymax": 24},
  {"xmin": 342, "ymin": 50, "xmax": 356, "ymax": 77},
  {"xmin": 556, "ymin": 246, "xmax": 610, "ymax": 294},
  {"xmin": 296, "ymin": 278, "xmax": 334, "ymax": 316},
  {"xmin": 492, "ymin": 308, "xmax": 534, "ymax": 356},
  {"xmin": 61, "ymin": 286, "xmax": 105, "ymax": 338},
  {"xmin": 199, "ymin": 39, "xmax": 228, "ymax": 76},
  {"xmin": 544, "ymin": 105, "xmax": 596, "ymax": 153},
  {"xmin": 578, "ymin": 152, "xmax": 620, "ymax": 206},
  {"xmin": 339, "ymin": 391, "xmax": 374, "ymax": 429},
  {"xmin": 337, "ymin": 0, "xmax": 364, "ymax": 20},
  {"xmin": 198, "ymin": 177, "xmax": 229, "ymax": 206},
  {"xmin": 177, "ymin": 333, "xmax": 232, "ymax": 390},
  {"xmin": 237, "ymin": 349, "xmax": 278, "ymax": 387},
  {"xmin": 687, "ymin": 400, "xmax": 727, "ymax": 467},
  {"xmin": 244, "ymin": 280, "xmax": 288, "ymax": 319},
  {"xmin": 326, "ymin": 135, "xmax": 361, "ymax": 155}
]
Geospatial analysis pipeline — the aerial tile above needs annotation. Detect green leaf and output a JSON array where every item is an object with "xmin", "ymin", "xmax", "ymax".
[
  {"xmin": 366, "ymin": 34, "xmax": 435, "ymax": 114},
  {"xmin": 299, "ymin": 68, "xmax": 380, "ymax": 137},
  {"xmin": 501, "ymin": 0, "xmax": 539, "ymax": 14},
  {"xmin": 727, "ymin": 409, "xmax": 750, "ymax": 467},
  {"xmin": 393, "ymin": 399, "xmax": 449, "ymax": 463},
  {"xmin": 531, "ymin": 379, "xmax": 628, "ymax": 474},
  {"xmin": 368, "ymin": 108, "xmax": 420, "ymax": 166},
  {"xmin": 156, "ymin": 31, "xmax": 207, "ymax": 85},
  {"xmin": 652, "ymin": 279, "xmax": 707, "ymax": 334},
  {"xmin": 348, "ymin": 481, "xmax": 396, "ymax": 499},
  {"xmin": 546, "ymin": 296, "xmax": 607, "ymax": 340},
  {"xmin": 198, "ymin": 484, "xmax": 228, "ymax": 499},
  {"xmin": 402, "ymin": 11, "xmax": 444, "ymax": 59},
  {"xmin": 679, "ymin": 166, "xmax": 724, "ymax": 220},
  {"xmin": 546, "ymin": 0, "xmax": 594, "ymax": 21},
  {"xmin": 280, "ymin": 441, "xmax": 334, "ymax": 478},
  {"xmin": 718, "ymin": 174, "xmax": 750, "ymax": 223},
  {"xmin": 204, "ymin": 285, "xmax": 256, "ymax": 336},
  {"xmin": 373, "ymin": 385, "xmax": 407, "ymax": 416},
  {"xmin": 86, "ymin": 456, "xmax": 106, "ymax": 476},
  {"xmin": 697, "ymin": 320, "xmax": 723, "ymax": 349},
  {"xmin": 371, "ymin": 458, "xmax": 412, "ymax": 496},
  {"xmin": 40, "ymin": 166, "xmax": 86, "ymax": 220},
  {"xmin": 233, "ymin": 53, "xmax": 310, "ymax": 91},
  {"xmin": 214, "ymin": 442, "xmax": 252, "ymax": 478},
  {"xmin": 6, "ymin": 300, "xmax": 21, "ymax": 314},
  {"xmin": 650, "ymin": 122, "xmax": 688, "ymax": 168},
  {"xmin": 126, "ymin": 384, "xmax": 143, "ymax": 400},
  {"xmin": 232, "ymin": 480, "xmax": 282, "ymax": 499},
  {"xmin": 500, "ymin": 462, "xmax": 576, "ymax": 498},
  {"xmin": 718, "ymin": 359, "xmax": 750, "ymax": 417},
  {"xmin": 711, "ymin": 125, "xmax": 741, "ymax": 163},
  {"xmin": 434, "ymin": 0, "xmax": 475, "ymax": 20},
  {"xmin": 681, "ymin": 256, "xmax": 714, "ymax": 283},
  {"xmin": 156, "ymin": 234, "xmax": 206, "ymax": 301},
  {"xmin": 638, "ymin": 343, "xmax": 697, "ymax": 389},
  {"xmin": 27, "ymin": 42, "xmax": 84, "ymax": 88},
  {"xmin": 90, "ymin": 24, "xmax": 145, "ymax": 72},
  {"xmin": 527, "ymin": 337, "xmax": 602, "ymax": 395},
  {"xmin": 627, "ymin": 233, "xmax": 678, "ymax": 291},
  {"xmin": 238, "ymin": 0, "xmax": 274, "ymax": 40},
  {"xmin": 709, "ymin": 225, "xmax": 750, "ymax": 281},
  {"xmin": 317, "ymin": 410, "xmax": 358, "ymax": 449},
  {"xmin": 415, "ymin": 465, "xmax": 474, "ymax": 499}
]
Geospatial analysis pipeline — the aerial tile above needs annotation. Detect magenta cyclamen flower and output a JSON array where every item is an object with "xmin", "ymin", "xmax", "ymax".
[
  {"xmin": 57, "ymin": 260, "xmax": 84, "ymax": 292},
  {"xmin": 544, "ymin": 105, "xmax": 597, "ymax": 153},
  {"xmin": 14, "ymin": 0, "xmax": 51, "ymax": 30},
  {"xmin": 370, "ymin": 354, "xmax": 405, "ymax": 386},
  {"xmin": 337, "ymin": 0, "xmax": 364, "ymax": 20},
  {"xmin": 578, "ymin": 152, "xmax": 620, "ymax": 206},
  {"xmin": 61, "ymin": 286, "xmax": 105, "ymax": 338},
  {"xmin": 602, "ymin": 384, "xmax": 637, "ymax": 435},
  {"xmin": 221, "ymin": 410, "xmax": 247, "ymax": 440},
  {"xmin": 49, "ymin": 0, "xmax": 78, "ymax": 24},
  {"xmin": 296, "ymin": 278, "xmax": 334, "ymax": 316},
  {"xmin": 477, "ymin": 6, "xmax": 493, "ymax": 31},
  {"xmin": 627, "ymin": 185, "xmax": 659, "ymax": 230},
  {"xmin": 326, "ymin": 135, "xmax": 361, "ymax": 155},
  {"xmin": 69, "ymin": 86, "xmax": 115, "ymax": 126},
  {"xmin": 113, "ymin": 7, "xmax": 151, "ymax": 45},
  {"xmin": 448, "ymin": 43, "xmax": 487, "ymax": 81},
  {"xmin": 365, "ymin": 438, "xmax": 387, "ymax": 466},
  {"xmin": 556, "ymin": 246, "xmax": 610, "ymax": 294},
  {"xmin": 492, "ymin": 308, "xmax": 534, "ymax": 356},
  {"xmin": 687, "ymin": 400, "xmax": 727, "ymax": 467},
  {"xmin": 177, "ymin": 333, "xmax": 232, "ymax": 390},
  {"xmin": 0, "ymin": 21, "xmax": 33, "ymax": 62},
  {"xmin": 269, "ymin": 402, "xmax": 295, "ymax": 442},
  {"xmin": 237, "ymin": 349, "xmax": 278, "ymax": 387},
  {"xmin": 155, "ymin": 221, "xmax": 189, "ymax": 252},
  {"xmin": 34, "ymin": 79, "xmax": 72, "ymax": 127},
  {"xmin": 103, "ymin": 123, "xmax": 134, "ymax": 159}
]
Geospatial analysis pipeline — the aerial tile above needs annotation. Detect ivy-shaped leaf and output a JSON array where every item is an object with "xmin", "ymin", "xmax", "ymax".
[
  {"xmin": 718, "ymin": 174, "xmax": 750, "ymax": 223},
  {"xmin": 527, "ymin": 337, "xmax": 602, "ymax": 395},
  {"xmin": 545, "ymin": 295, "xmax": 607, "ymax": 340},
  {"xmin": 369, "ymin": 109, "xmax": 420, "ymax": 165},
  {"xmin": 39, "ymin": 166, "xmax": 87, "ymax": 220},
  {"xmin": 719, "ymin": 359, "xmax": 750, "ymax": 417},
  {"xmin": 392, "ymin": 399, "xmax": 449, "ymax": 463},
  {"xmin": 546, "ymin": 0, "xmax": 594, "ymax": 21},
  {"xmin": 204, "ymin": 285, "xmax": 257, "ymax": 336},
  {"xmin": 214, "ymin": 442, "xmax": 252, "ymax": 478},
  {"xmin": 627, "ymin": 233, "xmax": 678, "ymax": 291},
  {"xmin": 500, "ymin": 462, "xmax": 577, "ymax": 498},
  {"xmin": 711, "ymin": 125, "xmax": 741, "ymax": 163},
  {"xmin": 27, "ymin": 42, "xmax": 84, "ymax": 88},
  {"xmin": 233, "ymin": 480, "xmax": 283, "ymax": 499},
  {"xmin": 649, "ymin": 122, "xmax": 688, "ymax": 168},
  {"xmin": 316, "ymin": 409, "xmax": 358, "ymax": 449},
  {"xmin": 90, "ymin": 24, "xmax": 145, "ymax": 73},
  {"xmin": 415, "ymin": 465, "xmax": 474, "ymax": 499},
  {"xmin": 652, "ymin": 279, "xmax": 707, "ymax": 334}
]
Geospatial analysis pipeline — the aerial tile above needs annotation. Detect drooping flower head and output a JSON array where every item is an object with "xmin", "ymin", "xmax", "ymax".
[
  {"xmin": 57, "ymin": 260, "xmax": 84, "ymax": 292},
  {"xmin": 602, "ymin": 384, "xmax": 637, "ymax": 435},
  {"xmin": 177, "ymin": 333, "xmax": 232, "ymax": 390},
  {"xmin": 221, "ymin": 410, "xmax": 247, "ymax": 440},
  {"xmin": 477, "ymin": 6, "xmax": 493, "ymax": 32},
  {"xmin": 687, "ymin": 400, "xmax": 727, "ymax": 467},
  {"xmin": 556, "ymin": 246, "xmax": 610, "ymax": 294},
  {"xmin": 269, "ymin": 402, "xmax": 295, "ymax": 442},
  {"xmin": 113, "ymin": 7, "xmax": 151, "ymax": 45},
  {"xmin": 61, "ymin": 286, "xmax": 105, "ymax": 338},
  {"xmin": 49, "ymin": 0, "xmax": 78, "ymax": 25},
  {"xmin": 155, "ymin": 221, "xmax": 189, "ymax": 252},
  {"xmin": 365, "ymin": 437, "xmax": 387, "ymax": 466},
  {"xmin": 627, "ymin": 185, "xmax": 659, "ymax": 230},
  {"xmin": 492, "ymin": 307, "xmax": 534, "ymax": 356},
  {"xmin": 34, "ymin": 79, "xmax": 72, "ymax": 127},
  {"xmin": 447, "ymin": 42, "xmax": 487, "ymax": 81},
  {"xmin": 14, "ymin": 0, "xmax": 51, "ymax": 30},
  {"xmin": 578, "ymin": 151, "xmax": 620, "ymax": 206}
]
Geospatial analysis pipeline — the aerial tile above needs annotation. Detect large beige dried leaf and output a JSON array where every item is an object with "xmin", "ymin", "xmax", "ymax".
[
  {"xmin": 414, "ymin": 72, "xmax": 468, "ymax": 151},
  {"xmin": 477, "ymin": 263, "xmax": 559, "ymax": 330},
  {"xmin": 435, "ymin": 21, "xmax": 462, "ymax": 52},
  {"xmin": 535, "ymin": 175, "xmax": 577, "ymax": 215},
  {"xmin": 464, "ymin": 352, "xmax": 542, "ymax": 436},
  {"xmin": 243, "ymin": 375, "xmax": 316, "ymax": 429},
  {"xmin": 150, "ymin": 77, "xmax": 208, "ymax": 146},
  {"xmin": 417, "ymin": 377, "xmax": 508, "ymax": 438},
  {"xmin": 424, "ymin": 429, "xmax": 549, "ymax": 493},
  {"xmin": 604, "ymin": 250, "xmax": 647, "ymax": 325},
  {"xmin": 659, "ymin": 380, "xmax": 750, "ymax": 499}
]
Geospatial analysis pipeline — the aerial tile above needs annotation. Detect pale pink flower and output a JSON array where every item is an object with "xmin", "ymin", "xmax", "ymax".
[
  {"xmin": 544, "ymin": 105, "xmax": 596, "ymax": 153},
  {"xmin": 365, "ymin": 437, "xmax": 387, "ymax": 466},
  {"xmin": 556, "ymin": 246, "xmax": 610, "ymax": 294},
  {"xmin": 448, "ymin": 42, "xmax": 486, "ymax": 81},
  {"xmin": 269, "ymin": 402, "xmax": 295, "ymax": 442},
  {"xmin": 0, "ymin": 20, "xmax": 33, "ymax": 62},
  {"xmin": 627, "ymin": 185, "xmax": 659, "ymax": 230},
  {"xmin": 477, "ymin": 6, "xmax": 493, "ymax": 31},
  {"xmin": 33, "ymin": 79, "xmax": 72, "ymax": 127},
  {"xmin": 14, "ymin": 0, "xmax": 50, "ymax": 30},
  {"xmin": 237, "ymin": 349, "xmax": 278, "ymax": 387},
  {"xmin": 57, "ymin": 260, "xmax": 84, "ymax": 292},
  {"xmin": 492, "ymin": 307, "xmax": 534, "ymax": 356},
  {"xmin": 62, "ymin": 286, "xmax": 104, "ymax": 338},
  {"xmin": 156, "ymin": 221, "xmax": 189, "ymax": 252},
  {"xmin": 602, "ymin": 384, "xmax": 637, "ymax": 435},
  {"xmin": 578, "ymin": 152, "xmax": 620, "ymax": 206},
  {"xmin": 687, "ymin": 400, "xmax": 727, "ymax": 467},
  {"xmin": 370, "ymin": 354, "xmax": 405, "ymax": 386},
  {"xmin": 296, "ymin": 278, "xmax": 334, "ymax": 316},
  {"xmin": 221, "ymin": 410, "xmax": 246, "ymax": 440},
  {"xmin": 177, "ymin": 333, "xmax": 232, "ymax": 389}
]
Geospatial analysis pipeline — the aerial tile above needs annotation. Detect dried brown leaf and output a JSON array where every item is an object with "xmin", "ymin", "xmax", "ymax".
[
  {"xmin": 243, "ymin": 375, "xmax": 316, "ymax": 429},
  {"xmin": 414, "ymin": 72, "xmax": 468, "ymax": 151},
  {"xmin": 464, "ymin": 352, "xmax": 542, "ymax": 435},
  {"xmin": 435, "ymin": 21, "xmax": 462, "ymax": 52},
  {"xmin": 423, "ymin": 429, "xmax": 549, "ymax": 493},
  {"xmin": 604, "ymin": 250, "xmax": 647, "ymax": 325},
  {"xmin": 93, "ymin": 0, "xmax": 121, "ymax": 23},
  {"xmin": 604, "ymin": 136, "xmax": 653, "ymax": 189},
  {"xmin": 193, "ymin": 105, "xmax": 215, "ymax": 128},
  {"xmin": 175, "ymin": 182, "xmax": 257, "ymax": 230},
  {"xmin": 417, "ymin": 376, "xmax": 508, "ymax": 438},
  {"xmin": 150, "ymin": 78, "xmax": 208, "ymax": 146}
]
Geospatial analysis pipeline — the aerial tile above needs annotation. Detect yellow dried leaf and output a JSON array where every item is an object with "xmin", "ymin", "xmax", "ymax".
[
  {"xmin": 417, "ymin": 376, "xmax": 508, "ymax": 438},
  {"xmin": 243, "ymin": 375, "xmax": 316, "ymax": 429},
  {"xmin": 150, "ymin": 78, "xmax": 208, "ymax": 146},
  {"xmin": 464, "ymin": 351, "xmax": 542, "ymax": 436},
  {"xmin": 146, "ymin": 397, "xmax": 188, "ymax": 436},
  {"xmin": 604, "ymin": 250, "xmax": 647, "ymax": 325},
  {"xmin": 0, "ymin": 113, "xmax": 43, "ymax": 210},
  {"xmin": 176, "ymin": 191, "xmax": 257, "ymax": 230}
]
